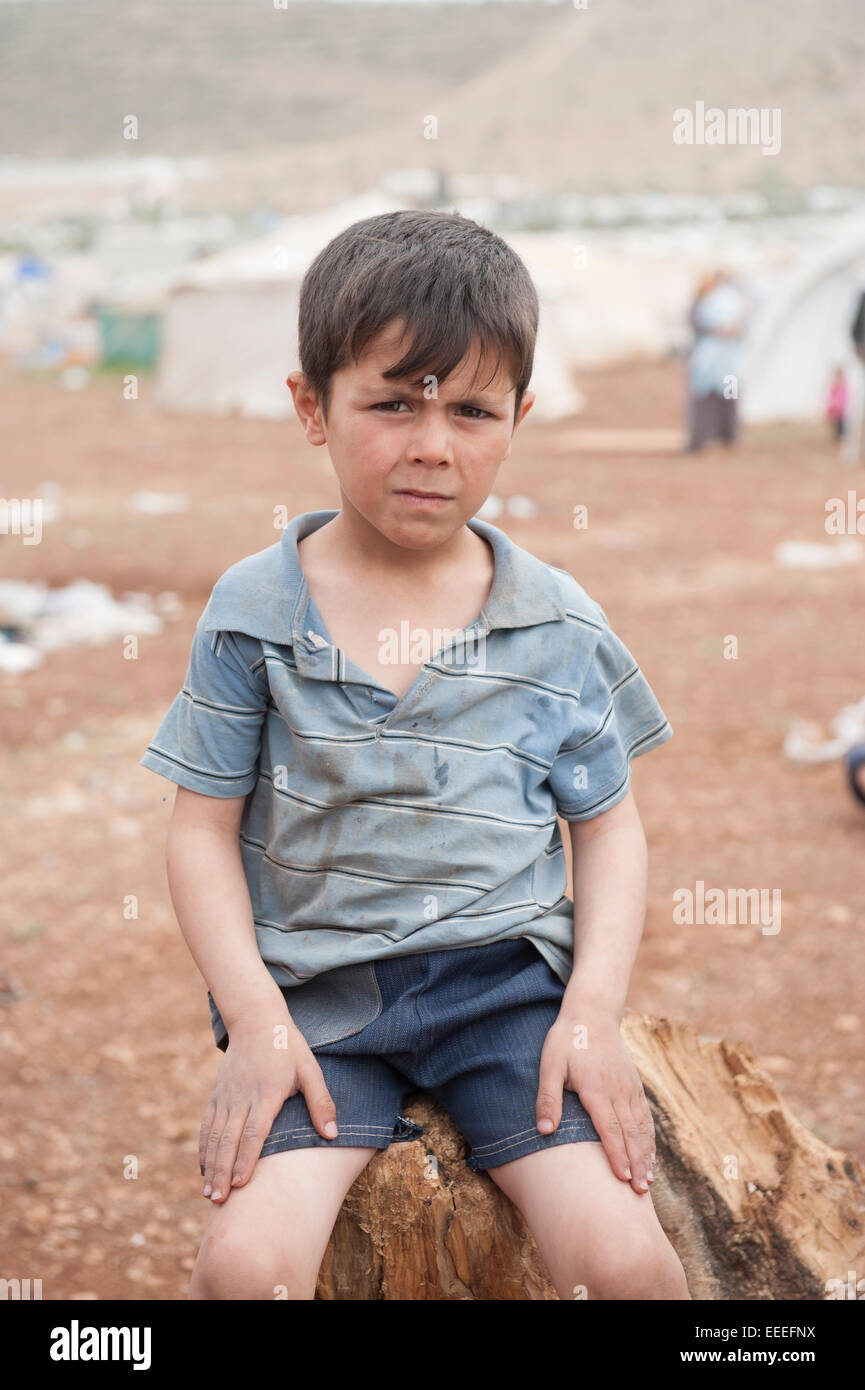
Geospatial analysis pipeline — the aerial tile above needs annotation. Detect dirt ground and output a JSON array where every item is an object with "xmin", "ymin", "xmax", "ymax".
[{"xmin": 1, "ymin": 356, "xmax": 863, "ymax": 1300}]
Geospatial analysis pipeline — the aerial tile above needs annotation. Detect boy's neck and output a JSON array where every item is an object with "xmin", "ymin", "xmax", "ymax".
[{"xmin": 305, "ymin": 498, "xmax": 492, "ymax": 592}]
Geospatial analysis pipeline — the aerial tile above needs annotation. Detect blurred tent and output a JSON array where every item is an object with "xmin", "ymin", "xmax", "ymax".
[
  {"xmin": 155, "ymin": 277, "xmax": 299, "ymax": 419},
  {"xmin": 153, "ymin": 199, "xmax": 865, "ymax": 429},
  {"xmin": 739, "ymin": 226, "xmax": 865, "ymax": 425},
  {"xmin": 155, "ymin": 202, "xmax": 594, "ymax": 423},
  {"xmin": 155, "ymin": 194, "xmax": 404, "ymax": 420}
]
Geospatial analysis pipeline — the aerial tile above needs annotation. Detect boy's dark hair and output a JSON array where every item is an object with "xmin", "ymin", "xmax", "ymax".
[{"xmin": 297, "ymin": 209, "xmax": 539, "ymax": 427}]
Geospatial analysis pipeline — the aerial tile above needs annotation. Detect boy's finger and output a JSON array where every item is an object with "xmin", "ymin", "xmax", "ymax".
[
  {"xmin": 587, "ymin": 1103, "xmax": 632, "ymax": 1182},
  {"xmin": 198, "ymin": 1101, "xmax": 217, "ymax": 1175},
  {"xmin": 628, "ymin": 1094, "xmax": 656, "ymax": 1190},
  {"xmin": 202, "ymin": 1106, "xmax": 228, "ymax": 1196},
  {"xmin": 299, "ymin": 1060, "xmax": 339, "ymax": 1140},
  {"xmin": 208, "ymin": 1103, "xmax": 251, "ymax": 1203},
  {"xmin": 615, "ymin": 1097, "xmax": 650, "ymax": 1194},
  {"xmin": 230, "ymin": 1103, "xmax": 277, "ymax": 1188},
  {"xmin": 535, "ymin": 1054, "xmax": 565, "ymax": 1133}
]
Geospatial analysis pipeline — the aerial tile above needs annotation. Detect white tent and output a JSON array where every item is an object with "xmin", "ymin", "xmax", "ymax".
[
  {"xmin": 156, "ymin": 199, "xmax": 865, "ymax": 429},
  {"xmin": 155, "ymin": 201, "xmax": 593, "ymax": 422},
  {"xmin": 155, "ymin": 194, "xmax": 405, "ymax": 419},
  {"xmin": 739, "ymin": 227, "xmax": 865, "ymax": 425}
]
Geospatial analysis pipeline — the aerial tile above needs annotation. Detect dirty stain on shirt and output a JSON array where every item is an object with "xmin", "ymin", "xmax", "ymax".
[{"xmin": 140, "ymin": 509, "xmax": 673, "ymax": 1048}]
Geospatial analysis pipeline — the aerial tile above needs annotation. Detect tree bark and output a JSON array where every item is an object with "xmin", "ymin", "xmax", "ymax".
[{"xmin": 315, "ymin": 1013, "xmax": 865, "ymax": 1300}]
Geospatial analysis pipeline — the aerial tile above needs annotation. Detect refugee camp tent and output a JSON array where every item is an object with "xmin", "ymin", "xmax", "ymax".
[
  {"xmin": 155, "ymin": 194, "xmax": 407, "ymax": 419},
  {"xmin": 155, "ymin": 199, "xmax": 592, "ymax": 423},
  {"xmin": 739, "ymin": 226, "xmax": 865, "ymax": 425}
]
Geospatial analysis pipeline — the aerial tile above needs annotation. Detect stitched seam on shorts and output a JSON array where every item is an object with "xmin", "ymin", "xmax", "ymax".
[
  {"xmin": 470, "ymin": 1121, "xmax": 597, "ymax": 1159},
  {"xmin": 470, "ymin": 1122, "xmax": 556, "ymax": 1152},
  {"xmin": 261, "ymin": 1124, "xmax": 396, "ymax": 1143}
]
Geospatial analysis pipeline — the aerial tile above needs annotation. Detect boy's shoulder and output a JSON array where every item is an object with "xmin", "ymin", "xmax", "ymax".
[
  {"xmin": 198, "ymin": 536, "xmax": 296, "ymax": 647},
  {"xmin": 471, "ymin": 515, "xmax": 608, "ymax": 640},
  {"xmin": 541, "ymin": 558, "xmax": 609, "ymax": 635}
]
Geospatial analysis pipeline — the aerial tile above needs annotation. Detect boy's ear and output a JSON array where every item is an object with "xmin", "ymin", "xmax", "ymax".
[
  {"xmin": 286, "ymin": 370, "xmax": 327, "ymax": 445},
  {"xmin": 502, "ymin": 389, "xmax": 536, "ymax": 459},
  {"xmin": 516, "ymin": 388, "xmax": 536, "ymax": 427}
]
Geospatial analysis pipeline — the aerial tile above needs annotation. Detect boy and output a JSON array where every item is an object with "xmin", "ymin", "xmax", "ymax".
[{"xmin": 140, "ymin": 210, "xmax": 689, "ymax": 1301}]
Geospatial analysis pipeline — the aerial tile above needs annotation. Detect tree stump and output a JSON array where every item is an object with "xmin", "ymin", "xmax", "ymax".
[{"xmin": 315, "ymin": 1013, "xmax": 865, "ymax": 1300}]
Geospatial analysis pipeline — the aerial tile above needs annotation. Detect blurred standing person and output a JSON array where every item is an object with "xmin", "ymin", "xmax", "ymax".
[
  {"xmin": 685, "ymin": 268, "xmax": 750, "ymax": 452},
  {"xmin": 842, "ymin": 276, "xmax": 865, "ymax": 467}
]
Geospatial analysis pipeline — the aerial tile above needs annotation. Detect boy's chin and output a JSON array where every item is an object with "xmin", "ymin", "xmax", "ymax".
[{"xmin": 361, "ymin": 498, "xmax": 475, "ymax": 546}]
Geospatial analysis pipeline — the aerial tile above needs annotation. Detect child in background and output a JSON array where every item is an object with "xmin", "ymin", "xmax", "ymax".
[{"xmin": 826, "ymin": 365, "xmax": 848, "ymax": 440}]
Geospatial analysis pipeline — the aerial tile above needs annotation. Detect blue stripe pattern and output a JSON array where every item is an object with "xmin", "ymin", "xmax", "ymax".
[{"xmin": 139, "ymin": 509, "xmax": 673, "ymax": 1046}]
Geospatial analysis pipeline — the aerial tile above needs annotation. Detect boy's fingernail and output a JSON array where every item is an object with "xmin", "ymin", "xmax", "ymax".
[
  {"xmin": 624, "ymin": 1167, "xmax": 632, "ymax": 1179},
  {"xmin": 325, "ymin": 1121, "xmax": 338, "ymax": 1138},
  {"xmin": 203, "ymin": 1183, "xmax": 211, "ymax": 1197},
  {"xmin": 210, "ymin": 1190, "xmax": 221, "ymax": 1201},
  {"xmin": 637, "ymin": 1179, "xmax": 648, "ymax": 1191},
  {"xmin": 232, "ymin": 1173, "xmax": 241, "ymax": 1185},
  {"xmin": 647, "ymin": 1170, "xmax": 654, "ymax": 1182},
  {"xmin": 538, "ymin": 1119, "xmax": 553, "ymax": 1133}
]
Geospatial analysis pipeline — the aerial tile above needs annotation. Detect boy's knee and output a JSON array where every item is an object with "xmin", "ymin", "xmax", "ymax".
[
  {"xmin": 581, "ymin": 1234, "xmax": 690, "ymax": 1301},
  {"xmin": 190, "ymin": 1231, "xmax": 318, "ymax": 1301}
]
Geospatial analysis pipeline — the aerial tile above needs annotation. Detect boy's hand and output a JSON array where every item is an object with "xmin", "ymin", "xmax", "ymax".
[
  {"xmin": 535, "ymin": 1005, "xmax": 655, "ymax": 1196},
  {"xmin": 199, "ymin": 1017, "xmax": 338, "ymax": 1204}
]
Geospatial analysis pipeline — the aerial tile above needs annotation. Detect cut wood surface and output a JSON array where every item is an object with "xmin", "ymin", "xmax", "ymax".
[{"xmin": 316, "ymin": 1013, "xmax": 865, "ymax": 1300}]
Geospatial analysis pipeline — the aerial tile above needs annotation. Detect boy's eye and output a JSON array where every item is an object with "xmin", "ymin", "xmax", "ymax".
[{"xmin": 371, "ymin": 401, "xmax": 491, "ymax": 419}]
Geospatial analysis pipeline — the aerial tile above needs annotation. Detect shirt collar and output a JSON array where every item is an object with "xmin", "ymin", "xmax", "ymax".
[{"xmin": 200, "ymin": 508, "xmax": 567, "ymax": 669}]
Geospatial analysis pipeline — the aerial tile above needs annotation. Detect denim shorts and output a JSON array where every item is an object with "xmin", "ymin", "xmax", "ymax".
[{"xmin": 246, "ymin": 938, "xmax": 602, "ymax": 1173}]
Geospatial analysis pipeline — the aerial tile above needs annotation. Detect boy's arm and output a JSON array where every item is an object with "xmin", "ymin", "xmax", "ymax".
[
  {"xmin": 560, "ymin": 787, "xmax": 647, "ymax": 1020},
  {"xmin": 534, "ymin": 788, "xmax": 656, "ymax": 1196},
  {"xmin": 165, "ymin": 785, "xmax": 291, "ymax": 1031},
  {"xmin": 140, "ymin": 622, "xmax": 340, "ymax": 1203},
  {"xmin": 166, "ymin": 785, "xmax": 340, "ymax": 1203}
]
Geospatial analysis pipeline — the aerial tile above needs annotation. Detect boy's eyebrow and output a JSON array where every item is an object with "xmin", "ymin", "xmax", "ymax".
[{"xmin": 355, "ymin": 382, "xmax": 509, "ymax": 405}]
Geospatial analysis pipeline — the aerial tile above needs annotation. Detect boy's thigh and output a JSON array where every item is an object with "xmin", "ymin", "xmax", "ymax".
[
  {"xmin": 192, "ymin": 1051, "xmax": 418, "ymax": 1297},
  {"xmin": 192, "ymin": 1145, "xmax": 377, "ymax": 1298},
  {"xmin": 487, "ymin": 1142, "xmax": 677, "ymax": 1297}
]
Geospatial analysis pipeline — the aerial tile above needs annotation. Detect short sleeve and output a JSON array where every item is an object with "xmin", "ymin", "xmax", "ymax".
[
  {"xmin": 547, "ymin": 620, "xmax": 673, "ymax": 821},
  {"xmin": 139, "ymin": 624, "xmax": 269, "ymax": 798}
]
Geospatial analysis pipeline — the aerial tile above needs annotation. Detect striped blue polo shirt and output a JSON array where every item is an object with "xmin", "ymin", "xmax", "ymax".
[{"xmin": 140, "ymin": 507, "xmax": 673, "ymax": 1050}]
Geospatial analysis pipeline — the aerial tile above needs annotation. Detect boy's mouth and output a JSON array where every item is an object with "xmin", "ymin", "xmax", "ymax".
[
  {"xmin": 395, "ymin": 488, "xmax": 453, "ymax": 505},
  {"xmin": 397, "ymin": 494, "xmax": 458, "ymax": 505}
]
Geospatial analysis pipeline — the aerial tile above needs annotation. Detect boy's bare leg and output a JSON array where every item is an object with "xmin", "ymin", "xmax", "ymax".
[
  {"xmin": 487, "ymin": 1142, "xmax": 691, "ymax": 1301},
  {"xmin": 188, "ymin": 1146, "xmax": 377, "ymax": 1300}
]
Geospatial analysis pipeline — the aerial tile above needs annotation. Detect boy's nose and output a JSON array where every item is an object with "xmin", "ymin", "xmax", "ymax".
[{"xmin": 406, "ymin": 419, "xmax": 453, "ymax": 466}]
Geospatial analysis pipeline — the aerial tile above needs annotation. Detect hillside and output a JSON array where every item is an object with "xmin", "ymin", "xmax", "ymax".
[{"xmin": 1, "ymin": 0, "xmax": 863, "ymax": 212}]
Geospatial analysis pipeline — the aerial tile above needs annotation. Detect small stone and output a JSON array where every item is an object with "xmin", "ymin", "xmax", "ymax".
[
  {"xmin": 823, "ymin": 904, "xmax": 852, "ymax": 925},
  {"xmin": 760, "ymin": 1055, "xmax": 793, "ymax": 1074},
  {"xmin": 833, "ymin": 1015, "xmax": 860, "ymax": 1034}
]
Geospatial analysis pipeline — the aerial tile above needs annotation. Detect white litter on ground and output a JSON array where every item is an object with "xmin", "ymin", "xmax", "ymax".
[
  {"xmin": 774, "ymin": 537, "xmax": 864, "ymax": 569},
  {"xmin": 783, "ymin": 695, "xmax": 865, "ymax": 763},
  {"xmin": 0, "ymin": 578, "xmax": 171, "ymax": 671},
  {"xmin": 0, "ymin": 480, "xmax": 64, "ymax": 529},
  {"xmin": 476, "ymin": 494, "xmax": 503, "ymax": 520},
  {"xmin": 476, "ymin": 494, "xmax": 540, "ymax": 521},
  {"xmin": 504, "ymin": 494, "xmax": 539, "ymax": 519},
  {"xmin": 127, "ymin": 491, "xmax": 190, "ymax": 515}
]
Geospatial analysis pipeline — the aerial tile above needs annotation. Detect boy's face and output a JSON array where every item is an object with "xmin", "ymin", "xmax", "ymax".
[{"xmin": 287, "ymin": 318, "xmax": 534, "ymax": 549}]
